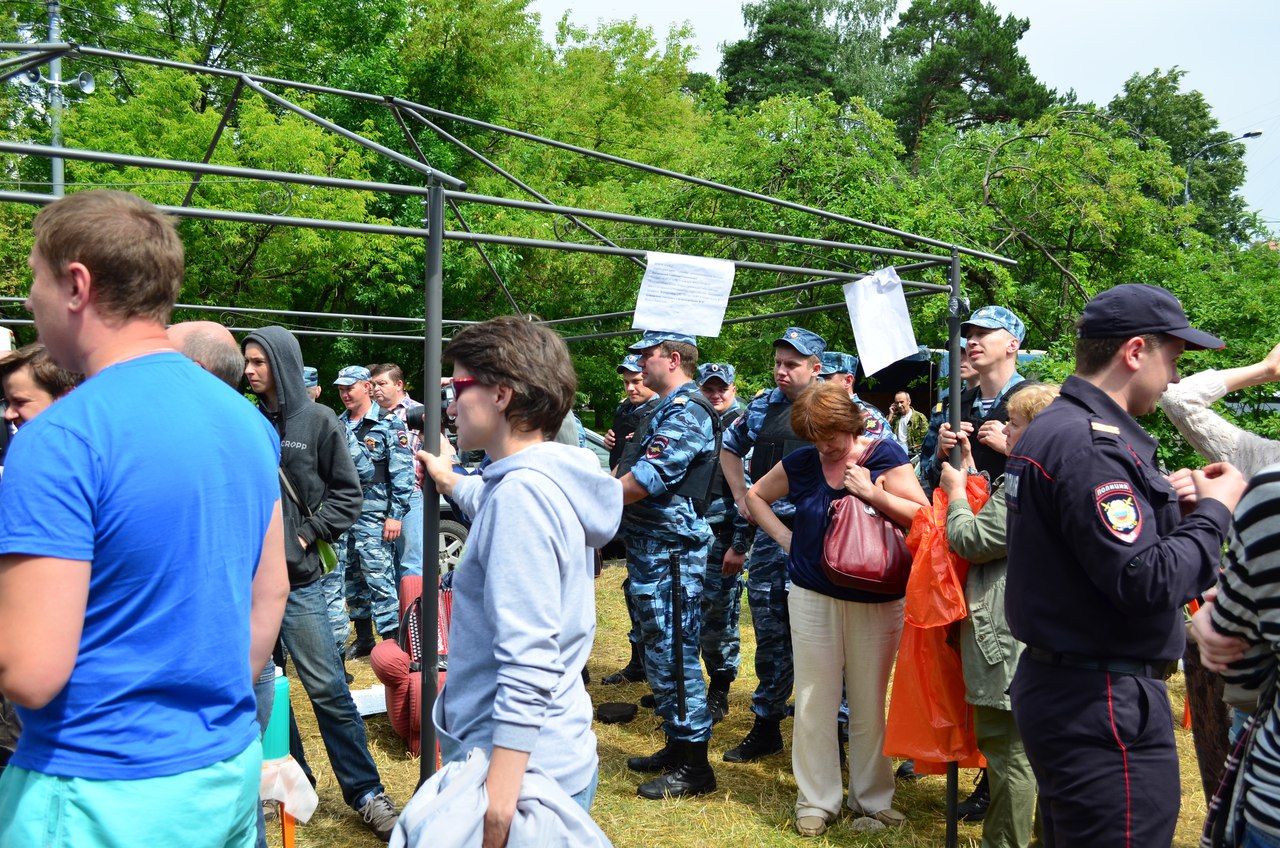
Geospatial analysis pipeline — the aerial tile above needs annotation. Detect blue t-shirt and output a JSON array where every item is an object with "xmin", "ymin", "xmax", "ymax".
[
  {"xmin": 0, "ymin": 353, "xmax": 281, "ymax": 780},
  {"xmin": 782, "ymin": 439, "xmax": 910, "ymax": 603}
]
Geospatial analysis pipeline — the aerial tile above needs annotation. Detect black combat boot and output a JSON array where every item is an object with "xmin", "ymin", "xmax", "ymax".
[
  {"xmin": 345, "ymin": 618, "xmax": 376, "ymax": 660},
  {"xmin": 707, "ymin": 674, "xmax": 732, "ymax": 724},
  {"xmin": 627, "ymin": 736, "xmax": 679, "ymax": 773},
  {"xmin": 957, "ymin": 769, "xmax": 990, "ymax": 822},
  {"xmin": 603, "ymin": 642, "xmax": 646, "ymax": 685},
  {"xmin": 637, "ymin": 741, "xmax": 717, "ymax": 800},
  {"xmin": 722, "ymin": 716, "xmax": 783, "ymax": 763}
]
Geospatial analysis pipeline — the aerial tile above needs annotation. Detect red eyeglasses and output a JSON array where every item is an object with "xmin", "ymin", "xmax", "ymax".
[{"xmin": 450, "ymin": 377, "xmax": 479, "ymax": 396}]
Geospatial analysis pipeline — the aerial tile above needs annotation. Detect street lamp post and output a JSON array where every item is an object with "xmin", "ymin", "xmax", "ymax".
[{"xmin": 1184, "ymin": 131, "xmax": 1262, "ymax": 204}]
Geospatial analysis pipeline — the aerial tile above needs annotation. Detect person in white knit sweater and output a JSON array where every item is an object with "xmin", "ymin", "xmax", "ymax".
[{"xmin": 1160, "ymin": 342, "xmax": 1280, "ymax": 478}]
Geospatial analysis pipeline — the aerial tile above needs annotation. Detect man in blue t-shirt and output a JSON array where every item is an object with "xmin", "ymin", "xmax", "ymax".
[{"xmin": 0, "ymin": 191, "xmax": 288, "ymax": 848}]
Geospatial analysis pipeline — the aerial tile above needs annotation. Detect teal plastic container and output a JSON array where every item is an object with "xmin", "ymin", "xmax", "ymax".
[{"xmin": 262, "ymin": 670, "xmax": 290, "ymax": 760}]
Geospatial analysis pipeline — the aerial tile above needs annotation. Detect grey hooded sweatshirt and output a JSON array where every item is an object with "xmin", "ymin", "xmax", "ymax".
[
  {"xmin": 434, "ymin": 441, "xmax": 623, "ymax": 796},
  {"xmin": 243, "ymin": 326, "xmax": 361, "ymax": 588}
]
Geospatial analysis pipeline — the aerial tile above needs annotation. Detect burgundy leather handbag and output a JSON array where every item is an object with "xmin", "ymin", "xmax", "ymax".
[{"xmin": 820, "ymin": 441, "xmax": 912, "ymax": 594}]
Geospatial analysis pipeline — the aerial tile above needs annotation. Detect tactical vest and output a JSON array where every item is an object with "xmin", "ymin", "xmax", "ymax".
[
  {"xmin": 749, "ymin": 398, "xmax": 810, "ymax": 481},
  {"xmin": 610, "ymin": 399, "xmax": 656, "ymax": 469},
  {"xmin": 956, "ymin": 382, "xmax": 1028, "ymax": 480},
  {"xmin": 353, "ymin": 407, "xmax": 393, "ymax": 486},
  {"xmin": 706, "ymin": 405, "xmax": 743, "ymax": 500},
  {"xmin": 616, "ymin": 391, "xmax": 722, "ymax": 514}
]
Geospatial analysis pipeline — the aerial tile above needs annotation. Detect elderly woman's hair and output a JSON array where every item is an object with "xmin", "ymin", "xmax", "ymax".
[
  {"xmin": 444, "ymin": 316, "xmax": 576, "ymax": 439},
  {"xmin": 790, "ymin": 381, "xmax": 866, "ymax": 443},
  {"xmin": 0, "ymin": 342, "xmax": 83, "ymax": 398},
  {"xmin": 1006, "ymin": 382, "xmax": 1059, "ymax": 422}
]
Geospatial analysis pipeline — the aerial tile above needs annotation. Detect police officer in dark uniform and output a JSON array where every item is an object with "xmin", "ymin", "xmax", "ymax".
[
  {"xmin": 603, "ymin": 353, "xmax": 661, "ymax": 685},
  {"xmin": 1004, "ymin": 284, "xmax": 1246, "ymax": 847}
]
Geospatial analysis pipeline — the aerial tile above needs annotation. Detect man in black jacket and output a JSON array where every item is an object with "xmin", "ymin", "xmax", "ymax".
[{"xmin": 242, "ymin": 326, "xmax": 400, "ymax": 841}]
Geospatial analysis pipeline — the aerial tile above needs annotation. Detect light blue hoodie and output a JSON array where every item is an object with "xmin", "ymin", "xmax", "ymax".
[{"xmin": 434, "ymin": 441, "xmax": 622, "ymax": 795}]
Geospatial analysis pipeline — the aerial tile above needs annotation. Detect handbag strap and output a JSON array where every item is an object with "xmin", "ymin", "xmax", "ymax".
[
  {"xmin": 277, "ymin": 466, "xmax": 315, "ymax": 519},
  {"xmin": 853, "ymin": 438, "xmax": 882, "ymax": 469}
]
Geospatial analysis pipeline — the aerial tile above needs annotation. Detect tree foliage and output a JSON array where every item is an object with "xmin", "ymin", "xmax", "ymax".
[
  {"xmin": 1107, "ymin": 67, "xmax": 1258, "ymax": 243},
  {"xmin": 883, "ymin": 0, "xmax": 1054, "ymax": 154},
  {"xmin": 719, "ymin": 0, "xmax": 900, "ymax": 110}
]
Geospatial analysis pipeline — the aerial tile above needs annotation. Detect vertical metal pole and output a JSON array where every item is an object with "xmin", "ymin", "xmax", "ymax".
[
  {"xmin": 945, "ymin": 248, "xmax": 963, "ymax": 848},
  {"xmin": 47, "ymin": 0, "xmax": 63, "ymax": 197},
  {"xmin": 418, "ymin": 182, "xmax": 444, "ymax": 785}
]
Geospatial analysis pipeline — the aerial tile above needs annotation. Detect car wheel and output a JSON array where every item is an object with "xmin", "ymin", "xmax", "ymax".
[{"xmin": 439, "ymin": 520, "xmax": 468, "ymax": 572}]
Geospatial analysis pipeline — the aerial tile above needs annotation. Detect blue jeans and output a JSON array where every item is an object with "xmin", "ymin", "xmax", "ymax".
[
  {"xmin": 278, "ymin": 580, "xmax": 384, "ymax": 808},
  {"xmin": 397, "ymin": 489, "xmax": 424, "ymax": 578},
  {"xmin": 571, "ymin": 768, "xmax": 598, "ymax": 812},
  {"xmin": 1245, "ymin": 823, "xmax": 1280, "ymax": 848}
]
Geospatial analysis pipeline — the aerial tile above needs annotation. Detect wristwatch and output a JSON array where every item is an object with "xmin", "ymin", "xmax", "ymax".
[{"xmin": 731, "ymin": 540, "xmax": 748, "ymax": 555}]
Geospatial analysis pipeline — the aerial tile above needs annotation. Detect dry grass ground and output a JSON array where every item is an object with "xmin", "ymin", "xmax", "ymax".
[{"xmin": 275, "ymin": 564, "xmax": 1211, "ymax": 847}]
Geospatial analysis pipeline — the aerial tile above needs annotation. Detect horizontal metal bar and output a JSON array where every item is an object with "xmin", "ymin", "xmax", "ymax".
[
  {"xmin": 447, "ymin": 191, "xmax": 950, "ymax": 263},
  {"xmin": 170, "ymin": 302, "xmax": 478, "ymax": 325},
  {"xmin": 392, "ymin": 99, "xmax": 1016, "ymax": 267},
  {"xmin": 0, "ymin": 141, "xmax": 438, "ymax": 198}
]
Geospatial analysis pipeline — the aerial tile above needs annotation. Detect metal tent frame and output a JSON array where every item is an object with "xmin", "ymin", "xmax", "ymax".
[{"xmin": 0, "ymin": 41, "xmax": 1013, "ymax": 845}]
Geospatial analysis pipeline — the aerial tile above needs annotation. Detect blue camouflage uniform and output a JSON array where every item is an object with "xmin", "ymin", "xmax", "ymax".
[
  {"xmin": 619, "ymin": 370, "xmax": 718, "ymax": 744},
  {"xmin": 322, "ymin": 426, "xmax": 375, "ymax": 649},
  {"xmin": 611, "ymin": 389, "xmax": 662, "ymax": 651},
  {"xmin": 722, "ymin": 385, "xmax": 803, "ymax": 722},
  {"xmin": 696, "ymin": 363, "xmax": 751, "ymax": 684},
  {"xmin": 332, "ymin": 394, "xmax": 414, "ymax": 638}
]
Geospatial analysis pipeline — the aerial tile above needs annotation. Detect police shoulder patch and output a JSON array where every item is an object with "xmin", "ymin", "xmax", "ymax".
[
  {"xmin": 1095, "ymin": 480, "xmax": 1142, "ymax": 543},
  {"xmin": 645, "ymin": 435, "xmax": 670, "ymax": 459},
  {"xmin": 396, "ymin": 431, "xmax": 410, "ymax": 448}
]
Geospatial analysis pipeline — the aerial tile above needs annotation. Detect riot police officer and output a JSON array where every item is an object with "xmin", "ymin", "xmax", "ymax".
[
  {"xmin": 697, "ymin": 362, "xmax": 751, "ymax": 723},
  {"xmin": 616, "ymin": 331, "xmax": 719, "ymax": 799}
]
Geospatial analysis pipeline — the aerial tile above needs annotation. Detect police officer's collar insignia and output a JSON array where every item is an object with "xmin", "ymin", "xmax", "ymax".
[
  {"xmin": 364, "ymin": 436, "xmax": 379, "ymax": 451},
  {"xmin": 1091, "ymin": 422, "xmax": 1121, "ymax": 435},
  {"xmin": 1095, "ymin": 481, "xmax": 1141, "ymax": 543},
  {"xmin": 646, "ymin": 435, "xmax": 670, "ymax": 459}
]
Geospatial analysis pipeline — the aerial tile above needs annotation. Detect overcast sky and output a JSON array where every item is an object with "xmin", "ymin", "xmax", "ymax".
[{"xmin": 527, "ymin": 0, "xmax": 1280, "ymax": 230}]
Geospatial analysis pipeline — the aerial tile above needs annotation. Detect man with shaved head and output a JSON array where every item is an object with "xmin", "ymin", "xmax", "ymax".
[{"xmin": 167, "ymin": 320, "xmax": 243, "ymax": 388}]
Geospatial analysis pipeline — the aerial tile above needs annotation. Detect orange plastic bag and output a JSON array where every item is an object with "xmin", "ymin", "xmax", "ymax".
[{"xmin": 884, "ymin": 476, "xmax": 992, "ymax": 769}]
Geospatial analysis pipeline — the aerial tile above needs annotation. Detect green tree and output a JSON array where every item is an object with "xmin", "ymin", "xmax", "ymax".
[
  {"xmin": 718, "ymin": 0, "xmax": 900, "ymax": 110},
  {"xmin": 883, "ymin": 0, "xmax": 1054, "ymax": 155},
  {"xmin": 1107, "ymin": 67, "xmax": 1257, "ymax": 243}
]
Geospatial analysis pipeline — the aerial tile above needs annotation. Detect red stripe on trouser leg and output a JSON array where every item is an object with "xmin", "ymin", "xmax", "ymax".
[{"xmin": 1105, "ymin": 673, "xmax": 1132, "ymax": 848}]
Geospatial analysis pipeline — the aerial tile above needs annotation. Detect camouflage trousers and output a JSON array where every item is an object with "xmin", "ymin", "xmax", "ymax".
[
  {"xmin": 624, "ymin": 532, "xmax": 713, "ymax": 742},
  {"xmin": 701, "ymin": 526, "xmax": 744, "ymax": 680},
  {"xmin": 746, "ymin": 529, "xmax": 792, "ymax": 721},
  {"xmin": 323, "ymin": 514, "xmax": 400, "ymax": 646}
]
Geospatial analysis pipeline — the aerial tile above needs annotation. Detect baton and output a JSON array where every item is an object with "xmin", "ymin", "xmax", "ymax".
[{"xmin": 669, "ymin": 550, "xmax": 687, "ymax": 722}]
